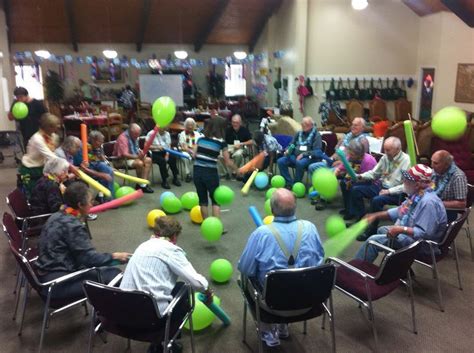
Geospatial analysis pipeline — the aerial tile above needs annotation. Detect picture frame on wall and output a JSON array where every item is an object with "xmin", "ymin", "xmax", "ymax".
[
  {"xmin": 92, "ymin": 61, "xmax": 123, "ymax": 83},
  {"xmin": 418, "ymin": 68, "xmax": 435, "ymax": 121},
  {"xmin": 455, "ymin": 63, "xmax": 474, "ymax": 103}
]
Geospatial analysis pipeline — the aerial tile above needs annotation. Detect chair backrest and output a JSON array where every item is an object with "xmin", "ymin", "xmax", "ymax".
[
  {"xmin": 394, "ymin": 98, "xmax": 412, "ymax": 122},
  {"xmin": 8, "ymin": 242, "xmax": 43, "ymax": 293},
  {"xmin": 263, "ymin": 264, "xmax": 335, "ymax": 312},
  {"xmin": 375, "ymin": 240, "xmax": 422, "ymax": 285},
  {"xmin": 6, "ymin": 188, "xmax": 32, "ymax": 219},
  {"xmin": 438, "ymin": 209, "xmax": 469, "ymax": 254},
  {"xmin": 346, "ymin": 99, "xmax": 364, "ymax": 123},
  {"xmin": 3, "ymin": 212, "xmax": 23, "ymax": 251},
  {"xmin": 102, "ymin": 141, "xmax": 116, "ymax": 158},
  {"xmin": 83, "ymin": 280, "xmax": 164, "ymax": 328},
  {"xmin": 369, "ymin": 99, "xmax": 387, "ymax": 119},
  {"xmin": 273, "ymin": 134, "xmax": 293, "ymax": 150},
  {"xmin": 467, "ymin": 184, "xmax": 474, "ymax": 209}
]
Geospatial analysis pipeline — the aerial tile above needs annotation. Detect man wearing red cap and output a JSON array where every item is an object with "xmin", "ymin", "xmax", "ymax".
[{"xmin": 355, "ymin": 164, "xmax": 447, "ymax": 263}]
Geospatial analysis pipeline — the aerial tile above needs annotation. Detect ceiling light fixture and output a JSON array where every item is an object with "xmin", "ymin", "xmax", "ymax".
[
  {"xmin": 174, "ymin": 50, "xmax": 188, "ymax": 60},
  {"xmin": 233, "ymin": 51, "xmax": 247, "ymax": 60},
  {"xmin": 352, "ymin": 0, "xmax": 368, "ymax": 10},
  {"xmin": 34, "ymin": 50, "xmax": 51, "ymax": 59},
  {"xmin": 103, "ymin": 49, "xmax": 118, "ymax": 59}
]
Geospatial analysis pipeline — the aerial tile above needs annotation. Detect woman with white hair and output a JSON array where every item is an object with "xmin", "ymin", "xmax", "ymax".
[
  {"xmin": 55, "ymin": 135, "xmax": 82, "ymax": 164},
  {"xmin": 178, "ymin": 117, "xmax": 202, "ymax": 182},
  {"xmin": 30, "ymin": 157, "xmax": 70, "ymax": 215}
]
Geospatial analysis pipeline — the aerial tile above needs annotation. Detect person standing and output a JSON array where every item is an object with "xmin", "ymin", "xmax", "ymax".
[
  {"xmin": 178, "ymin": 118, "xmax": 202, "ymax": 182},
  {"xmin": 8, "ymin": 87, "xmax": 47, "ymax": 147}
]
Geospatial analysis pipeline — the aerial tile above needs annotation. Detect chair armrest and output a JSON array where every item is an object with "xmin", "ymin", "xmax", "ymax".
[
  {"xmin": 445, "ymin": 207, "xmax": 465, "ymax": 213},
  {"xmin": 238, "ymin": 275, "xmax": 260, "ymax": 301},
  {"xmin": 163, "ymin": 283, "xmax": 193, "ymax": 317},
  {"xmin": 367, "ymin": 240, "xmax": 395, "ymax": 253},
  {"xmin": 107, "ymin": 272, "xmax": 123, "ymax": 287},
  {"xmin": 326, "ymin": 257, "xmax": 375, "ymax": 280},
  {"xmin": 42, "ymin": 267, "xmax": 97, "ymax": 287},
  {"xmin": 25, "ymin": 212, "xmax": 53, "ymax": 221}
]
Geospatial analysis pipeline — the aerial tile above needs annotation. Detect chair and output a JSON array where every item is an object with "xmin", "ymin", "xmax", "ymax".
[
  {"xmin": 329, "ymin": 240, "xmax": 422, "ymax": 353},
  {"xmin": 382, "ymin": 121, "xmax": 408, "ymax": 152},
  {"xmin": 238, "ymin": 264, "xmax": 337, "ymax": 353},
  {"xmin": 394, "ymin": 98, "xmax": 412, "ymax": 122},
  {"xmin": 101, "ymin": 113, "xmax": 127, "ymax": 142},
  {"xmin": 83, "ymin": 278, "xmax": 195, "ymax": 353},
  {"xmin": 414, "ymin": 210, "xmax": 469, "ymax": 311},
  {"xmin": 9, "ymin": 242, "xmax": 95, "ymax": 353},
  {"xmin": 464, "ymin": 184, "xmax": 474, "ymax": 260},
  {"xmin": 369, "ymin": 99, "xmax": 387, "ymax": 120},
  {"xmin": 415, "ymin": 121, "xmax": 433, "ymax": 164},
  {"xmin": 346, "ymin": 99, "xmax": 364, "ymax": 123},
  {"xmin": 102, "ymin": 141, "xmax": 129, "ymax": 177}
]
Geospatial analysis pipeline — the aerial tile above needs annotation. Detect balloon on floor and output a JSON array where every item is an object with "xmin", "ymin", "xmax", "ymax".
[
  {"xmin": 147, "ymin": 209, "xmax": 167, "ymax": 228},
  {"xmin": 201, "ymin": 217, "xmax": 223, "ymax": 242},
  {"xmin": 190, "ymin": 205, "xmax": 204, "ymax": 224},
  {"xmin": 312, "ymin": 168, "xmax": 338, "ymax": 200},
  {"xmin": 210, "ymin": 259, "xmax": 233, "ymax": 283}
]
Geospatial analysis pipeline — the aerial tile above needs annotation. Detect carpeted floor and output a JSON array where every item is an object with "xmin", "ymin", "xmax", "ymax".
[{"xmin": 0, "ymin": 166, "xmax": 473, "ymax": 353}]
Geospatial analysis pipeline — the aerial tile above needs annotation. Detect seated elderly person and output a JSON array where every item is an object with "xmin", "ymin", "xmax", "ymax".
[
  {"xmin": 431, "ymin": 150, "xmax": 468, "ymax": 222},
  {"xmin": 36, "ymin": 182, "xmax": 131, "ymax": 299},
  {"xmin": 223, "ymin": 114, "xmax": 252, "ymax": 176},
  {"xmin": 120, "ymin": 216, "xmax": 211, "ymax": 353},
  {"xmin": 113, "ymin": 123, "xmax": 153, "ymax": 193},
  {"xmin": 355, "ymin": 164, "xmax": 447, "ymax": 263},
  {"xmin": 352, "ymin": 137, "xmax": 411, "ymax": 239},
  {"xmin": 147, "ymin": 126, "xmax": 181, "ymax": 189},
  {"xmin": 19, "ymin": 113, "xmax": 61, "ymax": 196},
  {"xmin": 29, "ymin": 157, "xmax": 70, "ymax": 215},
  {"xmin": 55, "ymin": 136, "xmax": 82, "ymax": 165},
  {"xmin": 314, "ymin": 139, "xmax": 377, "ymax": 211},
  {"xmin": 82, "ymin": 130, "xmax": 115, "ymax": 199},
  {"xmin": 238, "ymin": 188, "xmax": 324, "ymax": 347},
  {"xmin": 334, "ymin": 117, "xmax": 369, "ymax": 155},
  {"xmin": 278, "ymin": 116, "xmax": 331, "ymax": 187},
  {"xmin": 178, "ymin": 118, "xmax": 203, "ymax": 182}
]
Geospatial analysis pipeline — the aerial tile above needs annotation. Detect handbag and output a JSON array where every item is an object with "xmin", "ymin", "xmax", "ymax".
[
  {"xmin": 326, "ymin": 78, "xmax": 338, "ymax": 100},
  {"xmin": 339, "ymin": 78, "xmax": 351, "ymax": 101},
  {"xmin": 353, "ymin": 78, "xmax": 361, "ymax": 100}
]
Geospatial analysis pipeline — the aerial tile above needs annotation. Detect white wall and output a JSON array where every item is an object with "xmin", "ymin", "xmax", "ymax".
[{"xmin": 0, "ymin": 9, "xmax": 15, "ymax": 131}]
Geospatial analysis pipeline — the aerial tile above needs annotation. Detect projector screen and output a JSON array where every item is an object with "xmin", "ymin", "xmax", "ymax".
[{"xmin": 139, "ymin": 74, "xmax": 184, "ymax": 106}]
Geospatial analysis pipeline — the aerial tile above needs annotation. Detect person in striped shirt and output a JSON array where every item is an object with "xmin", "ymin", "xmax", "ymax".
[{"xmin": 193, "ymin": 118, "xmax": 237, "ymax": 219}]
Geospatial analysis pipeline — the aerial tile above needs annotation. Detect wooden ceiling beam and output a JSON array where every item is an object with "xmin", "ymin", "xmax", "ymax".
[
  {"xmin": 136, "ymin": 0, "xmax": 152, "ymax": 52},
  {"xmin": 248, "ymin": 0, "xmax": 282, "ymax": 53},
  {"xmin": 194, "ymin": 0, "xmax": 230, "ymax": 53},
  {"xmin": 64, "ymin": 0, "xmax": 78, "ymax": 52},
  {"xmin": 441, "ymin": 0, "xmax": 474, "ymax": 27}
]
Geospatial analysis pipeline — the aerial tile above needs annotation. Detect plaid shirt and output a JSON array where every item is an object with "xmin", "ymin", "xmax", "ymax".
[{"xmin": 433, "ymin": 166, "xmax": 467, "ymax": 201}]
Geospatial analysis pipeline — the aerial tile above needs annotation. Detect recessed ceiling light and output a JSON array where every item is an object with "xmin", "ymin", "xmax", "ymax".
[
  {"xmin": 174, "ymin": 50, "xmax": 188, "ymax": 60},
  {"xmin": 352, "ymin": 0, "xmax": 368, "ymax": 10},
  {"xmin": 234, "ymin": 51, "xmax": 247, "ymax": 60},
  {"xmin": 34, "ymin": 50, "xmax": 51, "ymax": 59},
  {"xmin": 103, "ymin": 49, "xmax": 118, "ymax": 59}
]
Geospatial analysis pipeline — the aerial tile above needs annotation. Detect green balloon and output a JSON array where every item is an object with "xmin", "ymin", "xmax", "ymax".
[
  {"xmin": 210, "ymin": 259, "xmax": 233, "ymax": 283},
  {"xmin": 325, "ymin": 215, "xmax": 347, "ymax": 238},
  {"xmin": 12, "ymin": 102, "xmax": 29, "ymax": 120},
  {"xmin": 113, "ymin": 182, "xmax": 120, "ymax": 193},
  {"xmin": 213, "ymin": 185, "xmax": 234, "ymax": 206},
  {"xmin": 271, "ymin": 175, "xmax": 285, "ymax": 188},
  {"xmin": 184, "ymin": 293, "xmax": 221, "ymax": 331},
  {"xmin": 432, "ymin": 106, "xmax": 467, "ymax": 141},
  {"xmin": 266, "ymin": 187, "xmax": 277, "ymax": 199},
  {"xmin": 312, "ymin": 168, "xmax": 338, "ymax": 200},
  {"xmin": 162, "ymin": 195, "xmax": 182, "ymax": 214},
  {"xmin": 181, "ymin": 192, "xmax": 199, "ymax": 210},
  {"xmin": 152, "ymin": 96, "xmax": 176, "ymax": 127},
  {"xmin": 292, "ymin": 182, "xmax": 306, "ymax": 198},
  {"xmin": 115, "ymin": 186, "xmax": 135, "ymax": 205},
  {"xmin": 201, "ymin": 217, "xmax": 223, "ymax": 242},
  {"xmin": 264, "ymin": 199, "xmax": 272, "ymax": 216},
  {"xmin": 323, "ymin": 219, "xmax": 368, "ymax": 258}
]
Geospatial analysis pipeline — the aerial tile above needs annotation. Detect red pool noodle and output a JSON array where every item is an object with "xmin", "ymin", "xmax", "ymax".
[
  {"xmin": 89, "ymin": 189, "xmax": 144, "ymax": 213},
  {"xmin": 142, "ymin": 125, "xmax": 159, "ymax": 155}
]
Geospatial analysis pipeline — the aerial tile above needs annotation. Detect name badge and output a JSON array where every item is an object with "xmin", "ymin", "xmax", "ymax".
[
  {"xmin": 299, "ymin": 145, "xmax": 308, "ymax": 152},
  {"xmin": 234, "ymin": 140, "xmax": 240, "ymax": 145}
]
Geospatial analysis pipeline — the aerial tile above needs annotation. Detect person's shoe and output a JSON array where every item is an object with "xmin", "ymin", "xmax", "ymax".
[
  {"xmin": 185, "ymin": 174, "xmax": 192, "ymax": 183},
  {"xmin": 356, "ymin": 232, "xmax": 370, "ymax": 242},
  {"xmin": 311, "ymin": 199, "xmax": 319, "ymax": 206},
  {"xmin": 142, "ymin": 185, "xmax": 154, "ymax": 193},
  {"xmin": 135, "ymin": 183, "xmax": 141, "ymax": 190},
  {"xmin": 161, "ymin": 181, "xmax": 171, "ymax": 189},
  {"xmin": 277, "ymin": 324, "xmax": 290, "ymax": 339},
  {"xmin": 315, "ymin": 199, "xmax": 326, "ymax": 211},
  {"xmin": 87, "ymin": 213, "xmax": 98, "ymax": 221},
  {"xmin": 339, "ymin": 209, "xmax": 347, "ymax": 215},
  {"xmin": 261, "ymin": 330, "xmax": 280, "ymax": 347},
  {"xmin": 172, "ymin": 178, "xmax": 182, "ymax": 187}
]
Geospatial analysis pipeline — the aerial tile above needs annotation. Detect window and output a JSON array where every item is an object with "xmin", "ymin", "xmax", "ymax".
[
  {"xmin": 225, "ymin": 64, "xmax": 246, "ymax": 97},
  {"xmin": 14, "ymin": 65, "xmax": 44, "ymax": 100}
]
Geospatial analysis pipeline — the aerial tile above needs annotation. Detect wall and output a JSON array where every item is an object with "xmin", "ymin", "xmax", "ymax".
[
  {"xmin": 9, "ymin": 43, "xmax": 257, "ymax": 104},
  {"xmin": 0, "ymin": 9, "xmax": 14, "ymax": 131},
  {"xmin": 415, "ymin": 12, "xmax": 474, "ymax": 117}
]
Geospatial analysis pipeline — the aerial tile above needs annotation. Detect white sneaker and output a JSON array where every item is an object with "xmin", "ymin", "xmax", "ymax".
[
  {"xmin": 87, "ymin": 213, "xmax": 98, "ymax": 221},
  {"xmin": 277, "ymin": 324, "xmax": 289, "ymax": 339},
  {"xmin": 261, "ymin": 330, "xmax": 280, "ymax": 347}
]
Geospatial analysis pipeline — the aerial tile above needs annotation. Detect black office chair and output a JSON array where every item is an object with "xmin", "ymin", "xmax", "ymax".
[
  {"xmin": 83, "ymin": 277, "xmax": 196, "ymax": 353},
  {"xmin": 238, "ymin": 264, "xmax": 336, "ymax": 353}
]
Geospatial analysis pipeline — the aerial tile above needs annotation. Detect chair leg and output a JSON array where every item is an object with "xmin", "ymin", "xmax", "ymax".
[
  {"xmin": 303, "ymin": 320, "xmax": 307, "ymax": 335},
  {"xmin": 87, "ymin": 311, "xmax": 96, "ymax": 353},
  {"xmin": 453, "ymin": 241, "xmax": 463, "ymax": 290},
  {"xmin": 83, "ymin": 302, "xmax": 89, "ymax": 316},
  {"xmin": 126, "ymin": 339, "xmax": 131, "ymax": 351},
  {"xmin": 329, "ymin": 294, "xmax": 336, "ymax": 353},
  {"xmin": 18, "ymin": 283, "xmax": 30, "ymax": 336},
  {"xmin": 407, "ymin": 273, "xmax": 418, "ymax": 334},
  {"xmin": 38, "ymin": 295, "xmax": 52, "ymax": 353},
  {"xmin": 188, "ymin": 311, "xmax": 196, "ymax": 353},
  {"xmin": 13, "ymin": 274, "xmax": 25, "ymax": 321},
  {"xmin": 255, "ymin": 305, "xmax": 263, "ymax": 353},
  {"xmin": 367, "ymin": 300, "xmax": 378, "ymax": 353},
  {"xmin": 242, "ymin": 302, "xmax": 247, "ymax": 343},
  {"xmin": 432, "ymin": 261, "xmax": 444, "ymax": 312},
  {"xmin": 321, "ymin": 311, "xmax": 327, "ymax": 330},
  {"xmin": 465, "ymin": 225, "xmax": 473, "ymax": 261}
]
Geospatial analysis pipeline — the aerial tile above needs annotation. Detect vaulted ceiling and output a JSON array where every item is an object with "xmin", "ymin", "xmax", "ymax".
[
  {"xmin": 1, "ymin": 0, "xmax": 283, "ymax": 52},
  {"xmin": 403, "ymin": 0, "xmax": 474, "ymax": 27}
]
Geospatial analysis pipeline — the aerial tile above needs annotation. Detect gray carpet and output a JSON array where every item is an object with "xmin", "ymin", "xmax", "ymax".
[{"xmin": 0, "ymin": 167, "xmax": 473, "ymax": 353}]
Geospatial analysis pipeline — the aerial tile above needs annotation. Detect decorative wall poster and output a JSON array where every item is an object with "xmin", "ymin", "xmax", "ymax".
[
  {"xmin": 419, "ymin": 68, "xmax": 435, "ymax": 121},
  {"xmin": 455, "ymin": 63, "xmax": 474, "ymax": 104}
]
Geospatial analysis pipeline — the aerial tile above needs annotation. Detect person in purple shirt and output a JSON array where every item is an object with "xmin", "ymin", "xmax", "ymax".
[
  {"xmin": 238, "ymin": 188, "xmax": 324, "ymax": 347},
  {"xmin": 355, "ymin": 164, "xmax": 447, "ymax": 263},
  {"xmin": 332, "ymin": 139, "xmax": 377, "ymax": 213}
]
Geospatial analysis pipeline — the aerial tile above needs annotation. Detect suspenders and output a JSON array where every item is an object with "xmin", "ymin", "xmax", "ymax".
[{"xmin": 267, "ymin": 221, "xmax": 303, "ymax": 268}]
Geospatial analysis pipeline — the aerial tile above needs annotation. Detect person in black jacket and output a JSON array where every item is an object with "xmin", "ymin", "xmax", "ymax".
[{"xmin": 36, "ymin": 182, "xmax": 131, "ymax": 299}]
